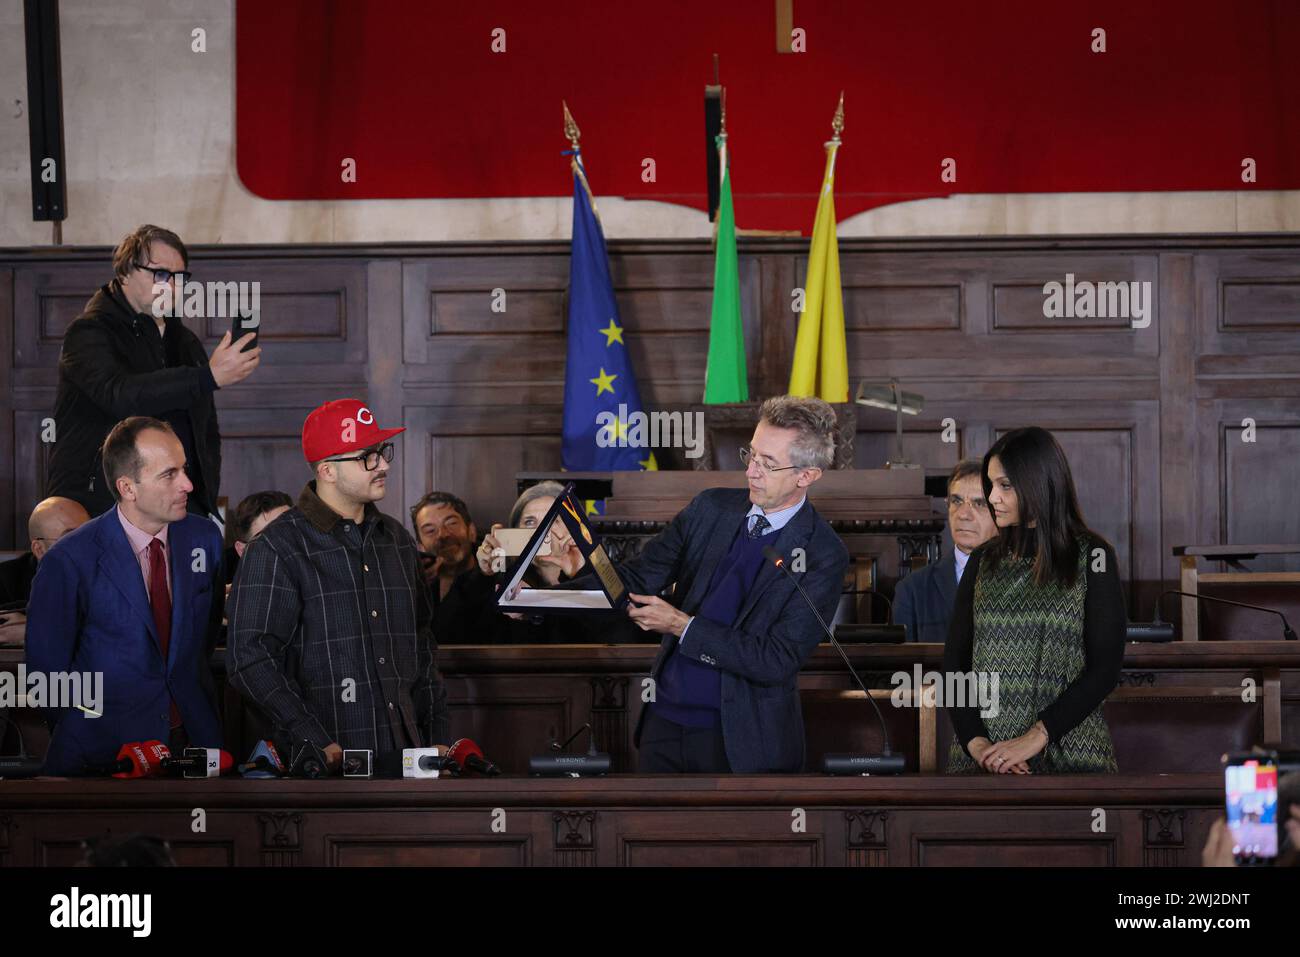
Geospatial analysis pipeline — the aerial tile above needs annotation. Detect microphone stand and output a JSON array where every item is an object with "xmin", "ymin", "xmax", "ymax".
[
  {"xmin": 762, "ymin": 547, "xmax": 905, "ymax": 775},
  {"xmin": 1156, "ymin": 590, "xmax": 1297, "ymax": 641}
]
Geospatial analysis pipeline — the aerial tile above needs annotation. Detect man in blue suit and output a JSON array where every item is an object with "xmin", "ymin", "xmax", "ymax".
[
  {"xmin": 27, "ymin": 417, "xmax": 224, "ymax": 774},
  {"xmin": 892, "ymin": 459, "xmax": 997, "ymax": 642},
  {"xmin": 595, "ymin": 396, "xmax": 848, "ymax": 774}
]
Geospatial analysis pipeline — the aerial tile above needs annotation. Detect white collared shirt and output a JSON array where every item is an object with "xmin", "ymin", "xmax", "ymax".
[
  {"xmin": 954, "ymin": 546, "xmax": 971, "ymax": 586},
  {"xmin": 744, "ymin": 495, "xmax": 806, "ymax": 536}
]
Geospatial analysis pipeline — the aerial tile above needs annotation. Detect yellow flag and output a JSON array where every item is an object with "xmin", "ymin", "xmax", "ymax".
[{"xmin": 788, "ymin": 142, "xmax": 848, "ymax": 402}]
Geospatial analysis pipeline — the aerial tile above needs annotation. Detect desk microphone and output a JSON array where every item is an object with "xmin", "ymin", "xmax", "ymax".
[
  {"xmin": 762, "ymin": 547, "xmax": 905, "ymax": 775},
  {"xmin": 1154, "ymin": 590, "xmax": 1297, "ymax": 641},
  {"xmin": 530, "ymin": 722, "xmax": 611, "ymax": 776},
  {"xmin": 0, "ymin": 712, "xmax": 41, "ymax": 777}
]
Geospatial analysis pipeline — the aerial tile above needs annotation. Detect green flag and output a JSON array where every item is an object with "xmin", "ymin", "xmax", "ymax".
[{"xmin": 704, "ymin": 146, "xmax": 748, "ymax": 403}]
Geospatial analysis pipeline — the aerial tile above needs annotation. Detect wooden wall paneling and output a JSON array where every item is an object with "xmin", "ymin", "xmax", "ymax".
[
  {"xmin": 608, "ymin": 250, "xmax": 760, "ymax": 407},
  {"xmin": 985, "ymin": 252, "xmax": 1160, "ymax": 368},
  {"xmin": 401, "ymin": 253, "xmax": 569, "ymax": 410},
  {"xmin": 209, "ymin": 258, "xmax": 370, "ymax": 511},
  {"xmin": 829, "ymin": 251, "xmax": 990, "ymax": 383},
  {"xmin": 0, "ymin": 267, "xmax": 13, "ymax": 546},
  {"xmin": 215, "ymin": 406, "xmax": 327, "ymax": 518},
  {"xmin": 1194, "ymin": 249, "xmax": 1300, "ymax": 378},
  {"xmin": 1158, "ymin": 252, "xmax": 1199, "ymax": 631},
  {"xmin": 10, "ymin": 410, "xmax": 52, "ymax": 544},
  {"xmin": 10, "ymin": 259, "xmax": 109, "ymax": 384},
  {"xmin": 753, "ymin": 249, "xmax": 798, "ymax": 398},
  {"xmin": 402, "ymin": 404, "xmax": 564, "ymax": 540},
  {"xmin": 1202, "ymin": 398, "xmax": 1300, "ymax": 575},
  {"xmin": 367, "ymin": 260, "xmax": 406, "ymax": 513},
  {"xmin": 189, "ymin": 256, "xmax": 370, "ymax": 380}
]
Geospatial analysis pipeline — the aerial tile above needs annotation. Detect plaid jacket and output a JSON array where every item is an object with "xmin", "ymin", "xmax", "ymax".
[{"xmin": 226, "ymin": 482, "xmax": 449, "ymax": 756}]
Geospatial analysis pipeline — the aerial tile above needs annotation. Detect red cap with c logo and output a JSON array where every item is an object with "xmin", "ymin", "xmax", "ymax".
[{"xmin": 301, "ymin": 398, "xmax": 405, "ymax": 463}]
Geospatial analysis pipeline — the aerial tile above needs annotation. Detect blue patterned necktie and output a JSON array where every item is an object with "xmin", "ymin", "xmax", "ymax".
[{"xmin": 748, "ymin": 514, "xmax": 771, "ymax": 539}]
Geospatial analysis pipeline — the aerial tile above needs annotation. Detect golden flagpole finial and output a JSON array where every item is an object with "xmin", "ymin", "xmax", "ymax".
[
  {"xmin": 830, "ymin": 91, "xmax": 845, "ymax": 143},
  {"xmin": 562, "ymin": 100, "xmax": 581, "ymax": 150}
]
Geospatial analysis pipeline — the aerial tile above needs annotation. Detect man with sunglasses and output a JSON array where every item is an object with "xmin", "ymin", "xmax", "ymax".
[
  {"xmin": 226, "ymin": 399, "xmax": 449, "ymax": 773},
  {"xmin": 892, "ymin": 459, "xmax": 998, "ymax": 642},
  {"xmin": 46, "ymin": 224, "xmax": 260, "ymax": 518}
]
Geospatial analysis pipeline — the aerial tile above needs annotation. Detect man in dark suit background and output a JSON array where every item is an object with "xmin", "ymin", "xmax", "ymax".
[
  {"xmin": 586, "ymin": 395, "xmax": 848, "ymax": 774},
  {"xmin": 0, "ymin": 496, "xmax": 89, "ymax": 611},
  {"xmin": 892, "ymin": 459, "xmax": 997, "ymax": 642},
  {"xmin": 45, "ymin": 224, "xmax": 260, "ymax": 518},
  {"xmin": 26, "ymin": 417, "xmax": 225, "ymax": 774}
]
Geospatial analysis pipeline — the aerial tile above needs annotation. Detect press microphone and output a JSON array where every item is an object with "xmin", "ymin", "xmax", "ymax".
[
  {"xmin": 761, "ymin": 546, "xmax": 905, "ymax": 775},
  {"xmin": 238, "ymin": 740, "xmax": 286, "ymax": 778},
  {"xmin": 1155, "ymin": 590, "xmax": 1297, "ymax": 641},
  {"xmin": 162, "ymin": 748, "xmax": 234, "ymax": 778},
  {"xmin": 401, "ymin": 747, "xmax": 447, "ymax": 779},
  {"xmin": 289, "ymin": 739, "xmax": 328, "ymax": 778},
  {"xmin": 446, "ymin": 738, "xmax": 501, "ymax": 776},
  {"xmin": 368, "ymin": 747, "xmax": 454, "ymax": 778},
  {"xmin": 85, "ymin": 740, "xmax": 170, "ymax": 778}
]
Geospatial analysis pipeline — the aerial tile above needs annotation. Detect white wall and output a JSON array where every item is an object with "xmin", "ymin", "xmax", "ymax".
[{"xmin": 2, "ymin": 0, "xmax": 1298, "ymax": 249}]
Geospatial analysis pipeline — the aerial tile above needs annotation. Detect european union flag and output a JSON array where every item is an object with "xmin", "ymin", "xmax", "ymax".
[{"xmin": 561, "ymin": 163, "xmax": 657, "ymax": 485}]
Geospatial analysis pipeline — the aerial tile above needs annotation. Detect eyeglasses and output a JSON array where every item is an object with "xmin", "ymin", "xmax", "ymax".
[
  {"xmin": 739, "ymin": 446, "xmax": 800, "ymax": 475},
  {"xmin": 325, "ymin": 442, "xmax": 394, "ymax": 471},
  {"xmin": 947, "ymin": 493, "xmax": 989, "ymax": 512},
  {"xmin": 134, "ymin": 262, "xmax": 191, "ymax": 285}
]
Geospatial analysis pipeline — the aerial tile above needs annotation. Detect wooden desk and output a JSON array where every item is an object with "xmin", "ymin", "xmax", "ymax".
[
  {"xmin": 0, "ymin": 774, "xmax": 1221, "ymax": 867},
  {"xmin": 3, "ymin": 643, "xmax": 1297, "ymax": 776}
]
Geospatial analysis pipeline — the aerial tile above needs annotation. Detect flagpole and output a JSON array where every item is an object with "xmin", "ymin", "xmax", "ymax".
[
  {"xmin": 825, "ymin": 90, "xmax": 844, "ymax": 186},
  {"xmin": 714, "ymin": 87, "xmax": 728, "ymax": 246},
  {"xmin": 563, "ymin": 100, "xmax": 601, "ymax": 224}
]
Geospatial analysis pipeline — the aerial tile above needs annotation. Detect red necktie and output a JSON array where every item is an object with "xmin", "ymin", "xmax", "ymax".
[{"xmin": 147, "ymin": 539, "xmax": 181, "ymax": 729}]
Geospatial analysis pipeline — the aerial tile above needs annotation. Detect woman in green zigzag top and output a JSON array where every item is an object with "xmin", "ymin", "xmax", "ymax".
[{"xmin": 943, "ymin": 426, "xmax": 1126, "ymax": 774}]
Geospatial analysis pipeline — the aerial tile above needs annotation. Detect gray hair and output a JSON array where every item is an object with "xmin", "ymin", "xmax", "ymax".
[
  {"xmin": 509, "ymin": 480, "xmax": 567, "ymax": 527},
  {"xmin": 947, "ymin": 458, "xmax": 984, "ymax": 491},
  {"xmin": 758, "ymin": 395, "xmax": 837, "ymax": 470}
]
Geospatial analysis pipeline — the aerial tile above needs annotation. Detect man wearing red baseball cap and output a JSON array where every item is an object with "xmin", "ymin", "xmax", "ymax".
[{"xmin": 226, "ymin": 399, "xmax": 449, "ymax": 772}]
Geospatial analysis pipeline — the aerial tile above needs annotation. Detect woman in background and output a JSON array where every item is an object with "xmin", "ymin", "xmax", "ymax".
[{"xmin": 944, "ymin": 426, "xmax": 1126, "ymax": 774}]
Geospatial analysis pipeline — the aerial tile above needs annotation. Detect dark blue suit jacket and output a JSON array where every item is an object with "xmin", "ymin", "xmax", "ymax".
[
  {"xmin": 623, "ymin": 487, "xmax": 848, "ymax": 773},
  {"xmin": 25, "ymin": 508, "xmax": 223, "ymax": 774},
  {"xmin": 892, "ymin": 551, "xmax": 958, "ymax": 643}
]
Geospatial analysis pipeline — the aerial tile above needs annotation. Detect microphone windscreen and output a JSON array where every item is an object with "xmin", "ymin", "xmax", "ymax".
[
  {"xmin": 447, "ymin": 738, "xmax": 485, "ymax": 767},
  {"xmin": 239, "ymin": 740, "xmax": 285, "ymax": 777},
  {"xmin": 113, "ymin": 740, "xmax": 170, "ymax": 779}
]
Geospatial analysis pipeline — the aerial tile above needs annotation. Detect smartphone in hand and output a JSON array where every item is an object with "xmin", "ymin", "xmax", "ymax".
[{"xmin": 232, "ymin": 313, "xmax": 259, "ymax": 353}]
